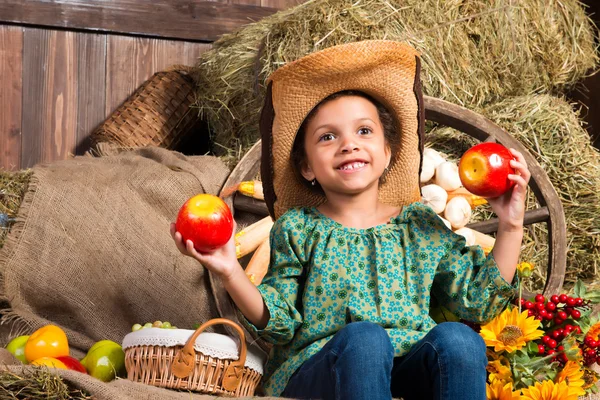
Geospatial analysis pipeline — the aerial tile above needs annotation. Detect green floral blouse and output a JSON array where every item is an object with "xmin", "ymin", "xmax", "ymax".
[{"xmin": 240, "ymin": 202, "xmax": 517, "ymax": 396}]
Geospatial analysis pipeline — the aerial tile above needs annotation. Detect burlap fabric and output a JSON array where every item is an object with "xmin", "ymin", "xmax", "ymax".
[
  {"xmin": 0, "ymin": 148, "xmax": 234, "ymax": 353},
  {"xmin": 260, "ymin": 40, "xmax": 425, "ymax": 220},
  {"xmin": 0, "ymin": 349, "xmax": 281, "ymax": 400}
]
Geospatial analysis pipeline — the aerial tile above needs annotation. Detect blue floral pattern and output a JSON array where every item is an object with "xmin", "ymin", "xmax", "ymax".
[{"xmin": 239, "ymin": 202, "xmax": 517, "ymax": 396}]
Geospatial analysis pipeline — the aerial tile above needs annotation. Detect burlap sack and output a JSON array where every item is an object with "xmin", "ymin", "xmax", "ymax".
[
  {"xmin": 0, "ymin": 147, "xmax": 231, "ymax": 353},
  {"xmin": 0, "ymin": 349, "xmax": 282, "ymax": 400}
]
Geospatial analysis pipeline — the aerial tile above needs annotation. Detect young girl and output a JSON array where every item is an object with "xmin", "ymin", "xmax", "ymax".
[{"xmin": 171, "ymin": 41, "xmax": 530, "ymax": 400}]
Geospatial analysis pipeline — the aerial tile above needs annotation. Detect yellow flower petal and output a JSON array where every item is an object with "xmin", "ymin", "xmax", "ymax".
[
  {"xmin": 487, "ymin": 380, "xmax": 523, "ymax": 400},
  {"xmin": 556, "ymin": 361, "xmax": 586, "ymax": 397},
  {"xmin": 521, "ymin": 380, "xmax": 577, "ymax": 400},
  {"xmin": 480, "ymin": 307, "xmax": 544, "ymax": 353}
]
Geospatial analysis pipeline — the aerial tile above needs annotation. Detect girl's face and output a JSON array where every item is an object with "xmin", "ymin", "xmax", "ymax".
[{"xmin": 300, "ymin": 95, "xmax": 392, "ymax": 196}]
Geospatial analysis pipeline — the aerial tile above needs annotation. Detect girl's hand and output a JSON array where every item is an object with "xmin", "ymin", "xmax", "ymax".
[
  {"xmin": 486, "ymin": 148, "xmax": 531, "ymax": 232},
  {"xmin": 170, "ymin": 221, "xmax": 240, "ymax": 281}
]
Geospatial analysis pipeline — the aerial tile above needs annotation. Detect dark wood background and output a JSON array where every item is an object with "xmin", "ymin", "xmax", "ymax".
[
  {"xmin": 570, "ymin": 0, "xmax": 600, "ymax": 150},
  {"xmin": 1, "ymin": 0, "xmax": 598, "ymax": 171},
  {"xmin": 0, "ymin": 0, "xmax": 300, "ymax": 171}
]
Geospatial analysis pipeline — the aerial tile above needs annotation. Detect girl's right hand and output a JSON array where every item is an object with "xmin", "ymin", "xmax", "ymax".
[{"xmin": 170, "ymin": 222, "xmax": 241, "ymax": 281}]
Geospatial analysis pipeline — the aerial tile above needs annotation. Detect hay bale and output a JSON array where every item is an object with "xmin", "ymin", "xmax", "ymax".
[
  {"xmin": 193, "ymin": 0, "xmax": 598, "ymax": 156},
  {"xmin": 0, "ymin": 170, "xmax": 31, "ymax": 249},
  {"xmin": 427, "ymin": 94, "xmax": 600, "ymax": 291},
  {"xmin": 0, "ymin": 368, "xmax": 92, "ymax": 400}
]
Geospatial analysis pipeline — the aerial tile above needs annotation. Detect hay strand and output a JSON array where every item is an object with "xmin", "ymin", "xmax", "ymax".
[
  {"xmin": 0, "ymin": 368, "xmax": 92, "ymax": 400},
  {"xmin": 0, "ymin": 170, "xmax": 32, "ymax": 249}
]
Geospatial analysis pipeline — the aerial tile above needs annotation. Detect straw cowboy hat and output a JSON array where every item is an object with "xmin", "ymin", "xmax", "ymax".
[{"xmin": 259, "ymin": 40, "xmax": 425, "ymax": 220}]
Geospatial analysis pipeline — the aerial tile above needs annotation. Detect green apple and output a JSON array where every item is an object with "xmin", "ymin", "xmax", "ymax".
[
  {"xmin": 5, "ymin": 335, "xmax": 30, "ymax": 364},
  {"xmin": 86, "ymin": 339, "xmax": 119, "ymax": 354},
  {"xmin": 80, "ymin": 341, "xmax": 126, "ymax": 382}
]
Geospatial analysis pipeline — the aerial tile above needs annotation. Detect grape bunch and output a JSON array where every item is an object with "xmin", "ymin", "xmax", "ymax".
[
  {"xmin": 520, "ymin": 294, "xmax": 587, "ymax": 325},
  {"xmin": 131, "ymin": 321, "xmax": 178, "ymax": 332}
]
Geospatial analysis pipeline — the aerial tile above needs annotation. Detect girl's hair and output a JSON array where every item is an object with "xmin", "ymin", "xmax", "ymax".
[{"xmin": 291, "ymin": 90, "xmax": 400, "ymax": 193}]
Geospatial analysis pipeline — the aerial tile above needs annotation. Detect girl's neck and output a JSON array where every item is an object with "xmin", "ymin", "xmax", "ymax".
[{"xmin": 317, "ymin": 188, "xmax": 400, "ymax": 229}]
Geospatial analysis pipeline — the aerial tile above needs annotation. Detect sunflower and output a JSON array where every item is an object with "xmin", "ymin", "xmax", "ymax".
[
  {"xmin": 487, "ymin": 357, "xmax": 513, "ymax": 384},
  {"xmin": 587, "ymin": 321, "xmax": 600, "ymax": 341},
  {"xmin": 480, "ymin": 307, "xmax": 544, "ymax": 353},
  {"xmin": 520, "ymin": 380, "xmax": 577, "ymax": 400},
  {"xmin": 555, "ymin": 361, "xmax": 585, "ymax": 397},
  {"xmin": 582, "ymin": 367, "xmax": 600, "ymax": 390},
  {"xmin": 486, "ymin": 380, "xmax": 523, "ymax": 400}
]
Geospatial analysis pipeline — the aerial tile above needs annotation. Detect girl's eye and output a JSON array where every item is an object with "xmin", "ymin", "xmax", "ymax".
[
  {"xmin": 358, "ymin": 127, "xmax": 372, "ymax": 135},
  {"xmin": 319, "ymin": 133, "xmax": 335, "ymax": 142}
]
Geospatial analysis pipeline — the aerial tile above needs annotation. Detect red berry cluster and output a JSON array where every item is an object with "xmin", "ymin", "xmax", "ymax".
[
  {"xmin": 538, "ymin": 324, "xmax": 581, "ymax": 365},
  {"xmin": 582, "ymin": 336, "xmax": 600, "ymax": 366},
  {"xmin": 519, "ymin": 293, "xmax": 594, "ymax": 366},
  {"xmin": 520, "ymin": 294, "xmax": 584, "ymax": 324}
]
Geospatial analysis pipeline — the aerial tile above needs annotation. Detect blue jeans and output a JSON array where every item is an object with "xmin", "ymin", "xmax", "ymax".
[{"xmin": 281, "ymin": 321, "xmax": 487, "ymax": 400}]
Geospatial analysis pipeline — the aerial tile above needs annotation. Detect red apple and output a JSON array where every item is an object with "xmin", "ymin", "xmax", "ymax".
[
  {"xmin": 458, "ymin": 143, "xmax": 516, "ymax": 198},
  {"xmin": 56, "ymin": 355, "xmax": 88, "ymax": 373},
  {"xmin": 175, "ymin": 194, "xmax": 234, "ymax": 252}
]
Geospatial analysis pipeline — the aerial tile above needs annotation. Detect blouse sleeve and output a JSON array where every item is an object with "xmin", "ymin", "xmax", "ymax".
[
  {"xmin": 238, "ymin": 211, "xmax": 305, "ymax": 345},
  {"xmin": 407, "ymin": 203, "xmax": 518, "ymax": 323}
]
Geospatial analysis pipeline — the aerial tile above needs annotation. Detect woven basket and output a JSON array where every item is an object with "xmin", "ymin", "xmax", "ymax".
[
  {"xmin": 123, "ymin": 318, "xmax": 264, "ymax": 397},
  {"xmin": 90, "ymin": 65, "xmax": 200, "ymax": 154}
]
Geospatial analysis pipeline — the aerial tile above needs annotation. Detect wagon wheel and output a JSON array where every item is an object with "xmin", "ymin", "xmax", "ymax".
[{"xmin": 220, "ymin": 96, "xmax": 567, "ymax": 296}]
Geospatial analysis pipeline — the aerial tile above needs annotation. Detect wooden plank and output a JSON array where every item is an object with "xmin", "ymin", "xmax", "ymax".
[
  {"xmin": 233, "ymin": 0, "xmax": 261, "ymax": 7},
  {"xmin": 0, "ymin": 0, "xmax": 278, "ymax": 42},
  {"xmin": 21, "ymin": 28, "xmax": 78, "ymax": 168},
  {"xmin": 234, "ymin": 195, "xmax": 269, "ymax": 216},
  {"xmin": 0, "ymin": 25, "xmax": 23, "ymax": 171},
  {"xmin": 76, "ymin": 32, "xmax": 106, "ymax": 155},
  {"xmin": 465, "ymin": 207, "xmax": 550, "ymax": 234},
  {"xmin": 261, "ymin": 0, "xmax": 301, "ymax": 9},
  {"xmin": 105, "ymin": 36, "xmax": 210, "ymax": 116}
]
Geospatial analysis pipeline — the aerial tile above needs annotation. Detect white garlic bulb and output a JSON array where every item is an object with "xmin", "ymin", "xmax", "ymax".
[
  {"xmin": 444, "ymin": 196, "xmax": 472, "ymax": 229},
  {"xmin": 421, "ymin": 184, "xmax": 448, "ymax": 214},
  {"xmin": 434, "ymin": 161, "xmax": 462, "ymax": 192},
  {"xmin": 420, "ymin": 154, "xmax": 436, "ymax": 183},
  {"xmin": 423, "ymin": 148, "xmax": 446, "ymax": 169}
]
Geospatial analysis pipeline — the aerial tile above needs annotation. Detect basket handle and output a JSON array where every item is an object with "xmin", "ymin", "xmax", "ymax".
[{"xmin": 171, "ymin": 318, "xmax": 248, "ymax": 392}]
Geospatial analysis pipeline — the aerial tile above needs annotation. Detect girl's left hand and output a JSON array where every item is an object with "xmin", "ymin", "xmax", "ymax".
[{"xmin": 486, "ymin": 148, "xmax": 531, "ymax": 231}]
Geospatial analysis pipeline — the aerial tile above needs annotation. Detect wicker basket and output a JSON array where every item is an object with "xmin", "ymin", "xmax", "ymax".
[
  {"xmin": 90, "ymin": 65, "xmax": 200, "ymax": 154},
  {"xmin": 122, "ymin": 318, "xmax": 264, "ymax": 397}
]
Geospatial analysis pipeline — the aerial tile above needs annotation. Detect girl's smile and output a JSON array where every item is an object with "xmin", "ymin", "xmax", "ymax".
[{"xmin": 336, "ymin": 159, "xmax": 368, "ymax": 173}]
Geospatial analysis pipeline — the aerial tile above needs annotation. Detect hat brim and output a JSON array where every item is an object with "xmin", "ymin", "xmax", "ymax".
[{"xmin": 260, "ymin": 40, "xmax": 424, "ymax": 220}]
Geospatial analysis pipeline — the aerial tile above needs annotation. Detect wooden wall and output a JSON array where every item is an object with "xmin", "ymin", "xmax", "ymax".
[{"xmin": 0, "ymin": 0, "xmax": 300, "ymax": 171}]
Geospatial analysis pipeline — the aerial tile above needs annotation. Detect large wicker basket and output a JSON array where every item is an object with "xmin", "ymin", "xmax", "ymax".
[
  {"xmin": 90, "ymin": 65, "xmax": 200, "ymax": 155},
  {"xmin": 122, "ymin": 318, "xmax": 265, "ymax": 397}
]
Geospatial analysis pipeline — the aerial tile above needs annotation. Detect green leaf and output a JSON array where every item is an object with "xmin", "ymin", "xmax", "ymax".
[
  {"xmin": 527, "ymin": 340, "xmax": 540, "ymax": 355},
  {"xmin": 583, "ymin": 291, "xmax": 600, "ymax": 304},
  {"xmin": 574, "ymin": 279, "xmax": 586, "ymax": 298}
]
